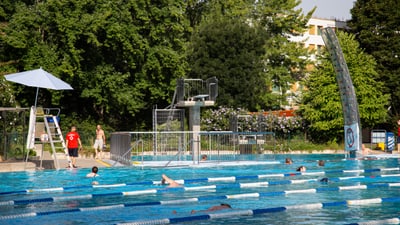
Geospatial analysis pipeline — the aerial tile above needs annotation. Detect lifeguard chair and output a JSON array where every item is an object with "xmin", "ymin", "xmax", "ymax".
[{"xmin": 26, "ymin": 107, "xmax": 70, "ymax": 169}]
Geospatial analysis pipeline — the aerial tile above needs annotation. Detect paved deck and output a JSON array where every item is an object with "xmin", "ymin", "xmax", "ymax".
[
  {"xmin": 0, "ymin": 149, "xmax": 398, "ymax": 173},
  {"xmin": 0, "ymin": 152, "xmax": 113, "ymax": 172}
]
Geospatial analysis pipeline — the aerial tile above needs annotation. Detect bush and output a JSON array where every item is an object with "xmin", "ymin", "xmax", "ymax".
[{"xmin": 201, "ymin": 106, "xmax": 305, "ymax": 135}]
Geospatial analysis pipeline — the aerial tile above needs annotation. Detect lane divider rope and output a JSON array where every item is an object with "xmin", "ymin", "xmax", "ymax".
[
  {"xmin": 1, "ymin": 167, "xmax": 398, "ymax": 196},
  {"xmin": 345, "ymin": 218, "xmax": 400, "ymax": 225},
  {"xmin": 117, "ymin": 197, "xmax": 400, "ymax": 225},
  {"xmin": 4, "ymin": 196, "xmax": 399, "ymax": 223},
  {"xmin": 0, "ymin": 175, "xmax": 399, "ymax": 207}
]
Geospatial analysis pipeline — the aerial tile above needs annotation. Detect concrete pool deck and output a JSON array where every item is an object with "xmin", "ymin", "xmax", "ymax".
[
  {"xmin": 0, "ymin": 149, "xmax": 398, "ymax": 173},
  {"xmin": 0, "ymin": 152, "xmax": 113, "ymax": 172}
]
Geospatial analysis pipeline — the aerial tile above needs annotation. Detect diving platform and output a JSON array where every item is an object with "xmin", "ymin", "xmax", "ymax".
[
  {"xmin": 174, "ymin": 77, "xmax": 218, "ymax": 163},
  {"xmin": 175, "ymin": 77, "xmax": 218, "ymax": 107},
  {"xmin": 175, "ymin": 94, "xmax": 215, "ymax": 107}
]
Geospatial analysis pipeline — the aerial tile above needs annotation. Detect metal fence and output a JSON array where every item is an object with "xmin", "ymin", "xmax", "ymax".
[
  {"xmin": 0, "ymin": 130, "xmax": 110, "ymax": 161},
  {"xmin": 110, "ymin": 131, "xmax": 276, "ymax": 166},
  {"xmin": 109, "ymin": 132, "xmax": 132, "ymax": 166},
  {"xmin": 153, "ymin": 108, "xmax": 185, "ymax": 132},
  {"xmin": 0, "ymin": 132, "xmax": 27, "ymax": 161}
]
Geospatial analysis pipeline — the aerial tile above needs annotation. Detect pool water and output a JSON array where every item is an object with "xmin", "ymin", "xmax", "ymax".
[{"xmin": 0, "ymin": 154, "xmax": 399, "ymax": 225}]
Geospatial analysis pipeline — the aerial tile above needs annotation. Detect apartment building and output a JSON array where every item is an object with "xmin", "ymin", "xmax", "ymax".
[
  {"xmin": 280, "ymin": 17, "xmax": 348, "ymax": 109},
  {"xmin": 291, "ymin": 17, "xmax": 348, "ymax": 60}
]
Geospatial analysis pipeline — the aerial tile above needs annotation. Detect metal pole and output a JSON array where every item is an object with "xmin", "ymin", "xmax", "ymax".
[{"xmin": 34, "ymin": 87, "xmax": 39, "ymax": 109}]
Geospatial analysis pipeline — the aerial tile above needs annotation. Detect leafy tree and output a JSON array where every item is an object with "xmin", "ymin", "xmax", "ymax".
[
  {"xmin": 0, "ymin": 0, "xmax": 36, "ymax": 21},
  {"xmin": 349, "ymin": 0, "xmax": 400, "ymax": 118},
  {"xmin": 0, "ymin": 0, "xmax": 189, "ymax": 130},
  {"xmin": 300, "ymin": 31, "xmax": 390, "ymax": 143},
  {"xmin": 0, "ymin": 0, "xmax": 313, "ymax": 132},
  {"xmin": 252, "ymin": 0, "xmax": 313, "ymax": 100},
  {"xmin": 188, "ymin": 17, "xmax": 268, "ymax": 111},
  {"xmin": 188, "ymin": 0, "xmax": 312, "ymax": 111}
]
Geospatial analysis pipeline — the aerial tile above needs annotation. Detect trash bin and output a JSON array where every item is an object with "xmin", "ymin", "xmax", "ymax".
[{"xmin": 386, "ymin": 132, "xmax": 395, "ymax": 152}]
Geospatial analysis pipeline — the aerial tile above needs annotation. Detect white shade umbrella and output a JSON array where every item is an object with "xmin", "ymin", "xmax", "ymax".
[{"xmin": 4, "ymin": 67, "xmax": 73, "ymax": 107}]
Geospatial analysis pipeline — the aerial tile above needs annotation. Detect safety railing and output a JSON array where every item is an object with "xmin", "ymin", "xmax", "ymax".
[
  {"xmin": 110, "ymin": 131, "xmax": 276, "ymax": 166},
  {"xmin": 110, "ymin": 132, "xmax": 132, "ymax": 166},
  {"xmin": 176, "ymin": 77, "xmax": 218, "ymax": 102}
]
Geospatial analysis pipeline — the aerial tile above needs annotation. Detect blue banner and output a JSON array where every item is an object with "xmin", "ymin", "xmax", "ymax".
[
  {"xmin": 386, "ymin": 132, "xmax": 395, "ymax": 152},
  {"xmin": 344, "ymin": 123, "xmax": 359, "ymax": 151}
]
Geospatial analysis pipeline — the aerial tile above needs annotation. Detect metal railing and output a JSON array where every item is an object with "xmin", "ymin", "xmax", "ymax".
[
  {"xmin": 110, "ymin": 132, "xmax": 132, "ymax": 166},
  {"xmin": 110, "ymin": 131, "xmax": 276, "ymax": 166},
  {"xmin": 176, "ymin": 77, "xmax": 218, "ymax": 102}
]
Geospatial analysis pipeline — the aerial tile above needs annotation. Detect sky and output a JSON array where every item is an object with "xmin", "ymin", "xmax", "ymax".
[{"xmin": 298, "ymin": 0, "xmax": 356, "ymax": 20}]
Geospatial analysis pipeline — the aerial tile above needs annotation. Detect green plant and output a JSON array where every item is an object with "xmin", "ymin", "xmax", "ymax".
[{"xmin": 8, "ymin": 146, "xmax": 35, "ymax": 160}]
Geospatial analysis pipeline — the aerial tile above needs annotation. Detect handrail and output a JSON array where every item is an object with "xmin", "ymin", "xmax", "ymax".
[
  {"xmin": 112, "ymin": 146, "xmax": 133, "ymax": 167},
  {"xmin": 112, "ymin": 139, "xmax": 143, "ymax": 167},
  {"xmin": 163, "ymin": 139, "xmax": 193, "ymax": 167}
]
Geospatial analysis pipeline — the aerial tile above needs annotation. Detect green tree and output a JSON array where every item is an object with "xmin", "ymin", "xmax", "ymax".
[
  {"xmin": 252, "ymin": 0, "xmax": 313, "ymax": 109},
  {"xmin": 0, "ymin": 0, "xmax": 36, "ymax": 21},
  {"xmin": 187, "ymin": 0, "xmax": 312, "ymax": 111},
  {"xmin": 300, "ymin": 31, "xmax": 390, "ymax": 143},
  {"xmin": 0, "ymin": 0, "xmax": 189, "ymax": 130},
  {"xmin": 349, "ymin": 0, "xmax": 400, "ymax": 118},
  {"xmin": 188, "ymin": 17, "xmax": 267, "ymax": 111}
]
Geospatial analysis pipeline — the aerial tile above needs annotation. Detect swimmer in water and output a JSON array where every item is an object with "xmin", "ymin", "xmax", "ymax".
[{"xmin": 161, "ymin": 174, "xmax": 182, "ymax": 187}]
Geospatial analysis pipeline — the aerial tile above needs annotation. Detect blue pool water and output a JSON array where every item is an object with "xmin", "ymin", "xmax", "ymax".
[{"xmin": 0, "ymin": 154, "xmax": 399, "ymax": 225}]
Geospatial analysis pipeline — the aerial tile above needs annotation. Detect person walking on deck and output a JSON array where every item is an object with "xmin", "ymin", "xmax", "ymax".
[
  {"xmin": 93, "ymin": 124, "xmax": 106, "ymax": 159},
  {"xmin": 65, "ymin": 125, "xmax": 82, "ymax": 168}
]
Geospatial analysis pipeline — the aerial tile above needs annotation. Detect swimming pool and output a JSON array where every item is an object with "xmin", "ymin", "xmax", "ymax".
[{"xmin": 0, "ymin": 154, "xmax": 399, "ymax": 224}]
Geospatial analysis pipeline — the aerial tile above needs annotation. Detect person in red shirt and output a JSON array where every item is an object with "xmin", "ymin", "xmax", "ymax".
[{"xmin": 65, "ymin": 125, "xmax": 82, "ymax": 168}]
